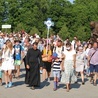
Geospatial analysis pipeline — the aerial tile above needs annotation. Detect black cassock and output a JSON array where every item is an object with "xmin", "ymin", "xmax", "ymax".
[{"xmin": 26, "ymin": 48, "xmax": 42, "ymax": 87}]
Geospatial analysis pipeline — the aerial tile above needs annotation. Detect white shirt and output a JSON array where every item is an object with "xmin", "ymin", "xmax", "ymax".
[
  {"xmin": 85, "ymin": 48, "xmax": 90, "ymax": 56},
  {"xmin": 2, "ymin": 48, "xmax": 14, "ymax": 61},
  {"xmin": 63, "ymin": 49, "xmax": 76, "ymax": 61}
]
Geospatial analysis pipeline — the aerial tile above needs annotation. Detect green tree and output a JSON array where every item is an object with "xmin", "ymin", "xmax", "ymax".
[
  {"xmin": 29, "ymin": 26, "xmax": 40, "ymax": 35},
  {"xmin": 42, "ymin": 28, "xmax": 54, "ymax": 38},
  {"xmin": 15, "ymin": 23, "xmax": 25, "ymax": 32},
  {"xmin": 58, "ymin": 24, "xmax": 70, "ymax": 40},
  {"xmin": 0, "ymin": 0, "xmax": 98, "ymax": 41},
  {"xmin": 75, "ymin": 26, "xmax": 90, "ymax": 41}
]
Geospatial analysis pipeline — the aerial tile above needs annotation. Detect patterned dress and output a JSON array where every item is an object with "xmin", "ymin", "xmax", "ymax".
[{"xmin": 61, "ymin": 50, "xmax": 77, "ymax": 84}]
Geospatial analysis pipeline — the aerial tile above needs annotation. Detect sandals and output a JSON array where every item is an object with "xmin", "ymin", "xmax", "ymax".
[
  {"xmin": 93, "ymin": 83, "xmax": 97, "ymax": 86},
  {"xmin": 93, "ymin": 81, "xmax": 97, "ymax": 86},
  {"xmin": 53, "ymin": 88, "xmax": 57, "ymax": 91},
  {"xmin": 90, "ymin": 78, "xmax": 94, "ymax": 84},
  {"xmin": 66, "ymin": 89, "xmax": 69, "ymax": 92}
]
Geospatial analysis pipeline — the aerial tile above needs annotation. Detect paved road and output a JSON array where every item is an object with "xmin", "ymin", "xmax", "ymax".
[{"xmin": 0, "ymin": 64, "xmax": 98, "ymax": 98}]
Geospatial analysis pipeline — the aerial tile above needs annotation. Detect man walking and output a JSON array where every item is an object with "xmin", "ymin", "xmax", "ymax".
[
  {"xmin": 88, "ymin": 42, "xmax": 98, "ymax": 86},
  {"xmin": 26, "ymin": 42, "xmax": 42, "ymax": 90}
]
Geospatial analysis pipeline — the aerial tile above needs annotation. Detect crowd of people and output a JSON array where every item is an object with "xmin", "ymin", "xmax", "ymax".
[{"xmin": 0, "ymin": 31, "xmax": 98, "ymax": 92}]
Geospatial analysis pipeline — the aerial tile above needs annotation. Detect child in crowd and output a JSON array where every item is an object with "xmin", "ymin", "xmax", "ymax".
[
  {"xmin": 52, "ymin": 53, "xmax": 61, "ymax": 91},
  {"xmin": 13, "ymin": 39, "xmax": 24, "ymax": 79}
]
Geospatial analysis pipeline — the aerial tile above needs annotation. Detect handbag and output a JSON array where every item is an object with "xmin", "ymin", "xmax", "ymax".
[
  {"xmin": 42, "ymin": 55, "xmax": 52, "ymax": 62},
  {"xmin": 42, "ymin": 49, "xmax": 52, "ymax": 62}
]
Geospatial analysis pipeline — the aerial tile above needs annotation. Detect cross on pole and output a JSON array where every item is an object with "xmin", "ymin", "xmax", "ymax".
[{"xmin": 44, "ymin": 18, "xmax": 54, "ymax": 46}]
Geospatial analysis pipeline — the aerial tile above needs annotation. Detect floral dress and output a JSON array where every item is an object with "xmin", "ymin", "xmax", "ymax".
[{"xmin": 61, "ymin": 50, "xmax": 77, "ymax": 84}]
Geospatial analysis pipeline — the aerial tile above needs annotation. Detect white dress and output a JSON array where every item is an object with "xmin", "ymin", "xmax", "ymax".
[
  {"xmin": 1, "ymin": 48, "xmax": 15, "ymax": 71},
  {"xmin": 61, "ymin": 50, "xmax": 77, "ymax": 84},
  {"xmin": 76, "ymin": 52, "xmax": 85, "ymax": 72}
]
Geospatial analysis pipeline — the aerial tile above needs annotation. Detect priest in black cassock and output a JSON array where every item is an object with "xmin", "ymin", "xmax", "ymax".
[{"xmin": 26, "ymin": 42, "xmax": 42, "ymax": 90}]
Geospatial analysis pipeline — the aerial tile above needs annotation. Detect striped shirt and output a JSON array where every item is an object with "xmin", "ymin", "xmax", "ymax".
[{"xmin": 52, "ymin": 61, "xmax": 61, "ymax": 71}]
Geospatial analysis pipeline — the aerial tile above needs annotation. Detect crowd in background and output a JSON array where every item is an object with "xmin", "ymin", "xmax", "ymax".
[{"xmin": 0, "ymin": 31, "xmax": 98, "ymax": 92}]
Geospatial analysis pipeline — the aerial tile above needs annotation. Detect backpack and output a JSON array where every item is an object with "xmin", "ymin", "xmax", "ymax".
[
  {"xmin": 53, "ymin": 46, "xmax": 64, "ymax": 53},
  {"xmin": 52, "ymin": 46, "xmax": 64, "ymax": 59}
]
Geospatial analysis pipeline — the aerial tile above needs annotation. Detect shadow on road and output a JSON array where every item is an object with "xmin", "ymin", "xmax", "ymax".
[
  {"xmin": 13, "ymin": 81, "xmax": 25, "ymax": 87},
  {"xmin": 37, "ymin": 80, "xmax": 50, "ymax": 89},
  {"xmin": 19, "ymin": 74, "xmax": 25, "ymax": 78},
  {"xmin": 20, "ymin": 68, "xmax": 25, "ymax": 72}
]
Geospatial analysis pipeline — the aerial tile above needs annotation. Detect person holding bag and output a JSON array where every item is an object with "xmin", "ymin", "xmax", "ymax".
[
  {"xmin": 88, "ymin": 42, "xmax": 98, "ymax": 86},
  {"xmin": 42, "ymin": 44, "xmax": 52, "ymax": 81}
]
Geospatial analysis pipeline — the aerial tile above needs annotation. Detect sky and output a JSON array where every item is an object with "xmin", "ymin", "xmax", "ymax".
[{"xmin": 69, "ymin": 0, "xmax": 74, "ymax": 3}]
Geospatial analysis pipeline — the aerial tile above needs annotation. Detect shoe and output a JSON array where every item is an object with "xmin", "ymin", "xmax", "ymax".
[
  {"xmin": 48, "ymin": 78, "xmax": 50, "ymax": 82},
  {"xmin": 53, "ymin": 88, "xmax": 57, "ymax": 91},
  {"xmin": 90, "ymin": 78, "xmax": 94, "ymax": 84},
  {"xmin": 93, "ymin": 82, "xmax": 97, "ymax": 86},
  {"xmin": 8, "ymin": 82, "xmax": 12, "ymax": 88},
  {"xmin": 82, "ymin": 82, "xmax": 85, "ymax": 85},
  {"xmin": 30, "ymin": 86, "xmax": 35, "ymax": 90},
  {"xmin": 5, "ymin": 84, "xmax": 8, "ymax": 88}
]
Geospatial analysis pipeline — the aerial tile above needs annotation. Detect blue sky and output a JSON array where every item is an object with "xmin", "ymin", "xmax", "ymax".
[{"xmin": 69, "ymin": 0, "xmax": 74, "ymax": 3}]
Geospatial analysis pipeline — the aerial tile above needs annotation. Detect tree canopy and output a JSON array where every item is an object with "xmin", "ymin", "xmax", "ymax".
[{"xmin": 0, "ymin": 0, "xmax": 98, "ymax": 41}]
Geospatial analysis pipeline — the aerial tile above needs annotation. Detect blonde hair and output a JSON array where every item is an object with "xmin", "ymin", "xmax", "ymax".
[
  {"xmin": 7, "ymin": 41, "xmax": 13, "ymax": 51},
  {"xmin": 4, "ymin": 41, "xmax": 13, "ymax": 53}
]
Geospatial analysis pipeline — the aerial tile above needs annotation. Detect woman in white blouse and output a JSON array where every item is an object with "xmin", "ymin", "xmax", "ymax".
[
  {"xmin": 2, "ymin": 41, "xmax": 14, "ymax": 88},
  {"xmin": 61, "ymin": 42, "xmax": 77, "ymax": 92}
]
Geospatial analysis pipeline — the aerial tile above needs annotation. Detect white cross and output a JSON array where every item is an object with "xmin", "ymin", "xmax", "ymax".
[{"xmin": 44, "ymin": 18, "xmax": 54, "ymax": 29}]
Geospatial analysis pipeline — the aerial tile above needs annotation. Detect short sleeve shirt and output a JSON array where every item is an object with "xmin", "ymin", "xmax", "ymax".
[
  {"xmin": 63, "ymin": 49, "xmax": 76, "ymax": 61},
  {"xmin": 14, "ymin": 44, "xmax": 24, "ymax": 60},
  {"xmin": 88, "ymin": 48, "xmax": 98, "ymax": 65}
]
